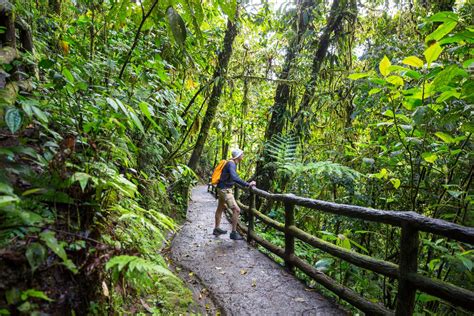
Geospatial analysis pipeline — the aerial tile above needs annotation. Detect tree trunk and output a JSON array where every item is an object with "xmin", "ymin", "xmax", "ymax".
[
  {"xmin": 187, "ymin": 11, "xmax": 239, "ymax": 172},
  {"xmin": 221, "ymin": 122, "xmax": 230, "ymax": 160},
  {"xmin": 292, "ymin": 0, "xmax": 349, "ymax": 136},
  {"xmin": 0, "ymin": 1, "xmax": 16, "ymax": 49},
  {"xmin": 48, "ymin": 0, "xmax": 61, "ymax": 14},
  {"xmin": 255, "ymin": 0, "xmax": 315, "ymax": 192}
]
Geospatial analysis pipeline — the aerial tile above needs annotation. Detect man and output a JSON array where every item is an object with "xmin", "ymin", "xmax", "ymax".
[{"xmin": 213, "ymin": 148, "xmax": 256, "ymax": 240}]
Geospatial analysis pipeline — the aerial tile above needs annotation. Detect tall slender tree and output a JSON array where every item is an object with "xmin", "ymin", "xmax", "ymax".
[
  {"xmin": 292, "ymin": 0, "xmax": 351, "ymax": 135},
  {"xmin": 188, "ymin": 10, "xmax": 240, "ymax": 172},
  {"xmin": 255, "ymin": 0, "xmax": 316, "ymax": 191}
]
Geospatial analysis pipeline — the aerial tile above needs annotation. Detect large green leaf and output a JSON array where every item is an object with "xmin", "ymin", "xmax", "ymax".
[
  {"xmin": 39, "ymin": 231, "xmax": 78, "ymax": 274},
  {"xmin": 386, "ymin": 75, "xmax": 404, "ymax": 86},
  {"xmin": 218, "ymin": 0, "xmax": 237, "ymax": 20},
  {"xmin": 436, "ymin": 89, "xmax": 461, "ymax": 103},
  {"xmin": 26, "ymin": 243, "xmax": 47, "ymax": 273},
  {"xmin": 71, "ymin": 172, "xmax": 92, "ymax": 192},
  {"xmin": 21, "ymin": 289, "xmax": 53, "ymax": 302},
  {"xmin": 31, "ymin": 106, "xmax": 48, "ymax": 123},
  {"xmin": 166, "ymin": 6, "xmax": 187, "ymax": 45},
  {"xmin": 0, "ymin": 183, "xmax": 14, "ymax": 195},
  {"xmin": 432, "ymin": 65, "xmax": 468, "ymax": 90},
  {"xmin": 426, "ymin": 21, "xmax": 457, "ymax": 43},
  {"xmin": 0, "ymin": 195, "xmax": 19, "ymax": 206},
  {"xmin": 428, "ymin": 11, "xmax": 458, "ymax": 23},
  {"xmin": 369, "ymin": 88, "xmax": 381, "ymax": 95},
  {"xmin": 435, "ymin": 131, "xmax": 455, "ymax": 144},
  {"xmin": 402, "ymin": 56, "xmax": 424, "ymax": 68},
  {"xmin": 138, "ymin": 101, "xmax": 160, "ymax": 129},
  {"xmin": 422, "ymin": 152, "xmax": 438, "ymax": 164},
  {"xmin": 5, "ymin": 107, "xmax": 21, "ymax": 133},
  {"xmin": 348, "ymin": 72, "xmax": 371, "ymax": 80},
  {"xmin": 463, "ymin": 58, "xmax": 474, "ymax": 69},
  {"xmin": 424, "ymin": 42, "xmax": 443, "ymax": 67},
  {"xmin": 379, "ymin": 55, "xmax": 391, "ymax": 77},
  {"xmin": 390, "ymin": 178, "xmax": 401, "ymax": 189},
  {"xmin": 128, "ymin": 108, "xmax": 145, "ymax": 134},
  {"xmin": 62, "ymin": 68, "xmax": 74, "ymax": 83},
  {"xmin": 457, "ymin": 254, "xmax": 473, "ymax": 271}
]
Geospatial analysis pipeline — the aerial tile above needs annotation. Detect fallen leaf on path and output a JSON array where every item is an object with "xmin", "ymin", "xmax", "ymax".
[
  {"xmin": 251, "ymin": 278, "xmax": 257, "ymax": 287},
  {"xmin": 240, "ymin": 269, "xmax": 248, "ymax": 275},
  {"xmin": 215, "ymin": 266, "xmax": 222, "ymax": 270},
  {"xmin": 295, "ymin": 297, "xmax": 306, "ymax": 302},
  {"xmin": 189, "ymin": 272, "xmax": 194, "ymax": 277}
]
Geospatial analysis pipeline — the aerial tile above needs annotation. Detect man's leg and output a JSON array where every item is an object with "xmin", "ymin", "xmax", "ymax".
[
  {"xmin": 215, "ymin": 198, "xmax": 225, "ymax": 229},
  {"xmin": 213, "ymin": 192, "xmax": 227, "ymax": 235},
  {"xmin": 231, "ymin": 206, "xmax": 240, "ymax": 232},
  {"xmin": 230, "ymin": 205, "xmax": 243, "ymax": 240}
]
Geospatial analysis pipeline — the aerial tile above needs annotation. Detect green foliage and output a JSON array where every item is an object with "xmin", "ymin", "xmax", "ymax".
[
  {"xmin": 106, "ymin": 255, "xmax": 176, "ymax": 288},
  {"xmin": 39, "ymin": 230, "xmax": 78, "ymax": 274},
  {"xmin": 265, "ymin": 134, "xmax": 298, "ymax": 177},
  {"xmin": 4, "ymin": 288, "xmax": 53, "ymax": 314},
  {"xmin": 25, "ymin": 243, "xmax": 47, "ymax": 273},
  {"xmin": 0, "ymin": 0, "xmax": 208, "ymax": 313},
  {"xmin": 167, "ymin": 6, "xmax": 187, "ymax": 45},
  {"xmin": 4, "ymin": 107, "xmax": 21, "ymax": 133},
  {"xmin": 0, "ymin": 0, "xmax": 472, "ymax": 314}
]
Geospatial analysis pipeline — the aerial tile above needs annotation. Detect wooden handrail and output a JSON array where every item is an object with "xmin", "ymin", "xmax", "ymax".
[
  {"xmin": 249, "ymin": 187, "xmax": 473, "ymax": 244},
  {"xmin": 207, "ymin": 184, "xmax": 474, "ymax": 314}
]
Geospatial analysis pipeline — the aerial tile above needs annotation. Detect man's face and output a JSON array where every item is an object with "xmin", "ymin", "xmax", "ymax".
[{"xmin": 236, "ymin": 154, "xmax": 244, "ymax": 163}]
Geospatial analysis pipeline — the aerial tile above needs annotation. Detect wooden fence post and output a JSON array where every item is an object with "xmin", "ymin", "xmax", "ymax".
[
  {"xmin": 248, "ymin": 190, "xmax": 255, "ymax": 243},
  {"xmin": 284, "ymin": 200, "xmax": 295, "ymax": 272},
  {"xmin": 396, "ymin": 223, "xmax": 419, "ymax": 316},
  {"xmin": 234, "ymin": 186, "xmax": 239, "ymax": 201}
]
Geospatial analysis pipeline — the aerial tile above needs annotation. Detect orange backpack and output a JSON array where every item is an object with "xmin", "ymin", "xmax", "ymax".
[{"xmin": 211, "ymin": 160, "xmax": 228, "ymax": 185}]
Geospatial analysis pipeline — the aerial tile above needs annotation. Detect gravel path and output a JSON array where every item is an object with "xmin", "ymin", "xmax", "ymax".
[{"xmin": 170, "ymin": 185, "xmax": 346, "ymax": 315}]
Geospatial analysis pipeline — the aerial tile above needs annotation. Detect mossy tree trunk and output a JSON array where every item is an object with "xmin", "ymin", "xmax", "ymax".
[
  {"xmin": 188, "ymin": 10, "xmax": 240, "ymax": 172},
  {"xmin": 255, "ymin": 0, "xmax": 315, "ymax": 192}
]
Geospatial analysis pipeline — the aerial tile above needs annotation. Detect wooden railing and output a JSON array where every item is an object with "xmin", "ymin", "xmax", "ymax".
[{"xmin": 208, "ymin": 184, "xmax": 474, "ymax": 315}]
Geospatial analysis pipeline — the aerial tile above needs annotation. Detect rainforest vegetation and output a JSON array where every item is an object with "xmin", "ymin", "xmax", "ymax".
[{"xmin": 0, "ymin": 0, "xmax": 472, "ymax": 314}]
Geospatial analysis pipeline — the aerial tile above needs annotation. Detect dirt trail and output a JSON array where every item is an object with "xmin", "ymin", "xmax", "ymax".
[{"xmin": 170, "ymin": 185, "xmax": 346, "ymax": 315}]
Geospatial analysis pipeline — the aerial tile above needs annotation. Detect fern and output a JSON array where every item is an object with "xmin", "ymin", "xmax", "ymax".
[
  {"xmin": 265, "ymin": 134, "xmax": 298, "ymax": 176},
  {"xmin": 265, "ymin": 134, "xmax": 362, "ymax": 185},
  {"xmin": 288, "ymin": 161, "xmax": 362, "ymax": 184},
  {"xmin": 106, "ymin": 255, "xmax": 176, "ymax": 292}
]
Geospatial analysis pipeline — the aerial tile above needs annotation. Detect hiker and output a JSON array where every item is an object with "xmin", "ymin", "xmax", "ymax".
[{"xmin": 213, "ymin": 149, "xmax": 256, "ymax": 240}]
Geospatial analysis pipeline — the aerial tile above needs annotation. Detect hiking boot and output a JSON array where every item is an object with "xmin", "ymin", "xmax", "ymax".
[
  {"xmin": 213, "ymin": 227, "xmax": 227, "ymax": 236},
  {"xmin": 230, "ymin": 231, "xmax": 244, "ymax": 240}
]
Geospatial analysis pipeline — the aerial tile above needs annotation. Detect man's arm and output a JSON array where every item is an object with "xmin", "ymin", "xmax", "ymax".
[{"xmin": 228, "ymin": 161, "xmax": 250, "ymax": 187}]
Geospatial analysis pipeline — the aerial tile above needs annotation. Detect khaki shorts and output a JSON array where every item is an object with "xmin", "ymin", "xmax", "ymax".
[{"xmin": 217, "ymin": 188, "xmax": 237, "ymax": 209}]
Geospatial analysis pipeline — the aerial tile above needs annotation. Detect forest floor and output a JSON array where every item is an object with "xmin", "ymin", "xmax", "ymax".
[{"xmin": 170, "ymin": 185, "xmax": 347, "ymax": 315}]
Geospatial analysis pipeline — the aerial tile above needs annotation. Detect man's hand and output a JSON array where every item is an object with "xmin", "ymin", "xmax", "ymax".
[{"xmin": 249, "ymin": 181, "xmax": 256, "ymax": 187}]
